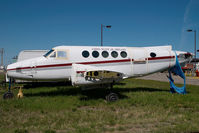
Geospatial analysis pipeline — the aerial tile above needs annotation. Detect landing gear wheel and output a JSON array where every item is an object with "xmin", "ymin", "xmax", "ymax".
[
  {"xmin": 3, "ymin": 92, "xmax": 14, "ymax": 99},
  {"xmin": 106, "ymin": 93, "xmax": 118, "ymax": 102}
]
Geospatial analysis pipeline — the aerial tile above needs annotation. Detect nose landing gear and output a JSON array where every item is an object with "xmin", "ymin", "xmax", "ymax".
[
  {"xmin": 3, "ymin": 91, "xmax": 14, "ymax": 99},
  {"xmin": 3, "ymin": 78, "xmax": 14, "ymax": 99}
]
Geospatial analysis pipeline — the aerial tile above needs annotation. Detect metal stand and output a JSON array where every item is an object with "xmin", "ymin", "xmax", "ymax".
[{"xmin": 3, "ymin": 78, "xmax": 14, "ymax": 99}]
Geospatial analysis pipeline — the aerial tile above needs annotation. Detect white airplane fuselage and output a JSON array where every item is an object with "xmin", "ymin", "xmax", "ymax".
[{"xmin": 6, "ymin": 45, "xmax": 191, "ymax": 85}]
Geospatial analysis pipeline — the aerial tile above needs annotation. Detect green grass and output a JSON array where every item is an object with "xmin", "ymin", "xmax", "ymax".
[
  {"xmin": 0, "ymin": 76, "xmax": 199, "ymax": 133},
  {"xmin": 0, "ymin": 72, "xmax": 5, "ymax": 82}
]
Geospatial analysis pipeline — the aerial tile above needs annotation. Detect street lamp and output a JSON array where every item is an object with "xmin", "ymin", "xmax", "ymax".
[
  {"xmin": 187, "ymin": 29, "xmax": 196, "ymax": 59},
  {"xmin": 187, "ymin": 29, "xmax": 197, "ymax": 74},
  {"xmin": 101, "ymin": 24, "xmax": 111, "ymax": 46},
  {"xmin": 0, "ymin": 48, "xmax": 4, "ymax": 67}
]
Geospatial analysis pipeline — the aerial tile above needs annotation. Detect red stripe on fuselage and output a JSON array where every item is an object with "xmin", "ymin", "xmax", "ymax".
[
  {"xmin": 7, "ymin": 56, "xmax": 175, "ymax": 71},
  {"xmin": 7, "ymin": 59, "xmax": 132, "ymax": 71},
  {"xmin": 147, "ymin": 56, "xmax": 175, "ymax": 60},
  {"xmin": 36, "ymin": 63, "xmax": 72, "ymax": 69}
]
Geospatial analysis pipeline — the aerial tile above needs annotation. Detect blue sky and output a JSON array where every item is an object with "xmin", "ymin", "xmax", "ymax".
[{"xmin": 0, "ymin": 0, "xmax": 199, "ymax": 65}]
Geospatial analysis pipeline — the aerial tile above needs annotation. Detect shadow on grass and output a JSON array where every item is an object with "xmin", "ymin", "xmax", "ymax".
[
  {"xmin": 23, "ymin": 82, "xmax": 72, "ymax": 88},
  {"xmin": 25, "ymin": 86, "xmax": 169, "ymax": 100}
]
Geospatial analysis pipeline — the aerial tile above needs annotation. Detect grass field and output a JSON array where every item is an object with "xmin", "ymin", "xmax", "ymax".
[{"xmin": 0, "ymin": 73, "xmax": 199, "ymax": 133}]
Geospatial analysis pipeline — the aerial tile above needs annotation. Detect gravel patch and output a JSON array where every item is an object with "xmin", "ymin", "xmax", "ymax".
[{"xmin": 137, "ymin": 72, "xmax": 199, "ymax": 86}]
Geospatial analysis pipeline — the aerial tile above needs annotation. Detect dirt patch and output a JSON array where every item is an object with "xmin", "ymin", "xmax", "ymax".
[{"xmin": 137, "ymin": 72, "xmax": 199, "ymax": 86}]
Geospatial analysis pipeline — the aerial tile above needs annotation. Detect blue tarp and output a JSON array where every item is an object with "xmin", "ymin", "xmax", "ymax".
[{"xmin": 168, "ymin": 53, "xmax": 186, "ymax": 94}]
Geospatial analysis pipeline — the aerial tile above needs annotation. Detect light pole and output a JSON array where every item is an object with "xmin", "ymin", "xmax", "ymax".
[
  {"xmin": 0, "ymin": 48, "xmax": 4, "ymax": 67},
  {"xmin": 187, "ymin": 29, "xmax": 196, "ymax": 59},
  {"xmin": 187, "ymin": 29, "xmax": 197, "ymax": 74},
  {"xmin": 101, "ymin": 24, "xmax": 111, "ymax": 46}
]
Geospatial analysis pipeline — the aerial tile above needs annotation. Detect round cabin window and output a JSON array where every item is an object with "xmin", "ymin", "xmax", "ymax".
[
  {"xmin": 92, "ymin": 51, "xmax": 99, "ymax": 58},
  {"xmin": 120, "ymin": 51, "xmax": 127, "ymax": 58},
  {"xmin": 111, "ymin": 51, "xmax": 118, "ymax": 58},
  {"xmin": 150, "ymin": 52, "xmax": 156, "ymax": 58},
  {"xmin": 82, "ymin": 50, "xmax": 90, "ymax": 58},
  {"xmin": 102, "ymin": 51, "xmax": 109, "ymax": 58}
]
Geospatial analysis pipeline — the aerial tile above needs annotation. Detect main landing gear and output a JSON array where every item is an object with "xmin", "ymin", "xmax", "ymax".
[
  {"xmin": 105, "ymin": 92, "xmax": 119, "ymax": 102},
  {"xmin": 105, "ymin": 83, "xmax": 119, "ymax": 102},
  {"xmin": 3, "ymin": 78, "xmax": 14, "ymax": 99}
]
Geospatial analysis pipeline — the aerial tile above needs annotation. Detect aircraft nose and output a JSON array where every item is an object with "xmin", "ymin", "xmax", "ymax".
[
  {"xmin": 6, "ymin": 62, "xmax": 21, "ymax": 77},
  {"xmin": 7, "ymin": 64, "xmax": 15, "ymax": 71}
]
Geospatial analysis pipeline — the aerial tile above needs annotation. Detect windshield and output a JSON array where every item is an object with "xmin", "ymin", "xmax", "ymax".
[{"xmin": 44, "ymin": 49, "xmax": 54, "ymax": 57}]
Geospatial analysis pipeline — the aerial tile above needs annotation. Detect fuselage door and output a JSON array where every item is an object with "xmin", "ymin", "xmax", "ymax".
[
  {"xmin": 127, "ymin": 48, "xmax": 134, "ymax": 76},
  {"xmin": 132, "ymin": 48, "xmax": 148, "ymax": 76}
]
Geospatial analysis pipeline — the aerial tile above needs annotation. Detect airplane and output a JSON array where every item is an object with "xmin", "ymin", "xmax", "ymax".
[{"xmin": 5, "ymin": 45, "xmax": 192, "ymax": 101}]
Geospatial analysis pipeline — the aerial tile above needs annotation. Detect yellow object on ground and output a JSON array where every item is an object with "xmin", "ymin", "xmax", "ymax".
[
  {"xmin": 187, "ymin": 76, "xmax": 199, "ymax": 80},
  {"xmin": 17, "ymin": 87, "xmax": 23, "ymax": 98}
]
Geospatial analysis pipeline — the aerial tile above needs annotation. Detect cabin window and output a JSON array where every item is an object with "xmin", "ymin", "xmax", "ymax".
[
  {"xmin": 150, "ymin": 52, "xmax": 156, "ymax": 58},
  {"xmin": 102, "ymin": 51, "xmax": 109, "ymax": 58},
  {"xmin": 111, "ymin": 51, "xmax": 118, "ymax": 58},
  {"xmin": 82, "ymin": 50, "xmax": 89, "ymax": 58},
  {"xmin": 92, "ymin": 51, "xmax": 99, "ymax": 58},
  {"xmin": 120, "ymin": 51, "xmax": 127, "ymax": 58},
  {"xmin": 57, "ymin": 51, "xmax": 67, "ymax": 58}
]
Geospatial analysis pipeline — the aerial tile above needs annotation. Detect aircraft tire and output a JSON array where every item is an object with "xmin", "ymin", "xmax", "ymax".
[
  {"xmin": 3, "ymin": 92, "xmax": 14, "ymax": 99},
  {"xmin": 106, "ymin": 93, "xmax": 118, "ymax": 102}
]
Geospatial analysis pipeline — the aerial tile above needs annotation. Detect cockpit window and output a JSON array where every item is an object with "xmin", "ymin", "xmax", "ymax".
[
  {"xmin": 44, "ymin": 49, "xmax": 54, "ymax": 57},
  {"xmin": 50, "ymin": 52, "xmax": 56, "ymax": 58},
  {"xmin": 57, "ymin": 51, "xmax": 67, "ymax": 58}
]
